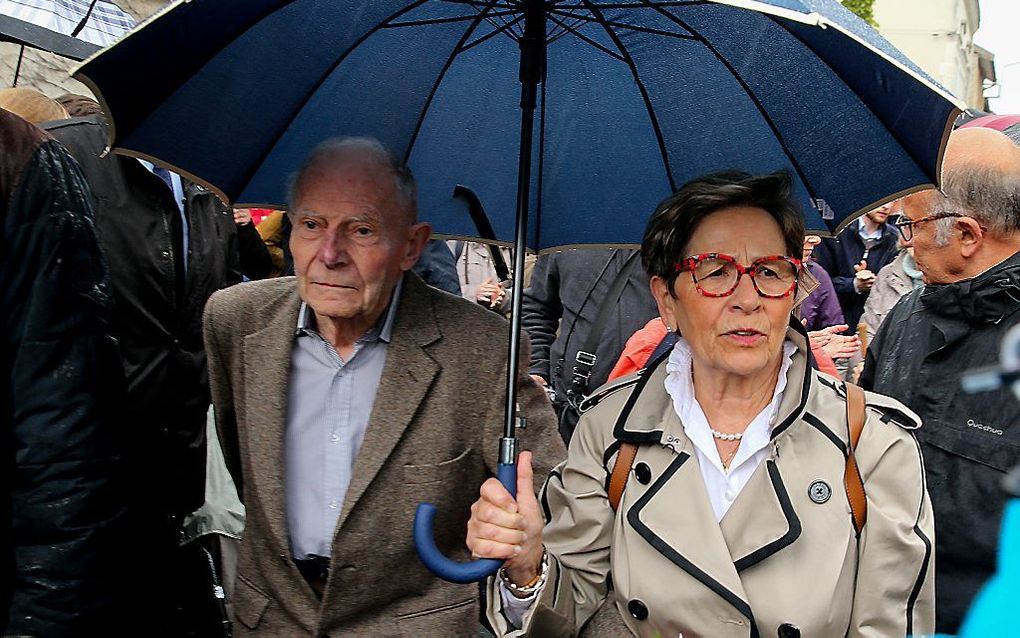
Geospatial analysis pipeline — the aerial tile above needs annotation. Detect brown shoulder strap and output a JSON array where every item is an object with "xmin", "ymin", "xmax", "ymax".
[
  {"xmin": 844, "ymin": 383, "xmax": 868, "ymax": 536},
  {"xmin": 608, "ymin": 442, "xmax": 639, "ymax": 512}
]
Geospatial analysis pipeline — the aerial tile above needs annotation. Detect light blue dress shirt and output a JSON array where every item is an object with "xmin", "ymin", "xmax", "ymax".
[{"xmin": 285, "ymin": 280, "xmax": 401, "ymax": 559}]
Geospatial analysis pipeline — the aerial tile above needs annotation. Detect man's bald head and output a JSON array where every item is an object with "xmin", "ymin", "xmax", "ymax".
[
  {"xmin": 927, "ymin": 127, "xmax": 1020, "ymax": 239},
  {"xmin": 945, "ymin": 127, "xmax": 1020, "ymax": 175}
]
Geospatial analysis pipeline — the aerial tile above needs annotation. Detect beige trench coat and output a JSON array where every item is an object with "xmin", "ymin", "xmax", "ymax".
[{"xmin": 487, "ymin": 327, "xmax": 934, "ymax": 638}]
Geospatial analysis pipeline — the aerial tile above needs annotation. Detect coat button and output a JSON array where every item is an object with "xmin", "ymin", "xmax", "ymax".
[
  {"xmin": 634, "ymin": 462, "xmax": 652, "ymax": 485},
  {"xmin": 627, "ymin": 599, "xmax": 648, "ymax": 620},
  {"xmin": 778, "ymin": 623, "xmax": 801, "ymax": 638}
]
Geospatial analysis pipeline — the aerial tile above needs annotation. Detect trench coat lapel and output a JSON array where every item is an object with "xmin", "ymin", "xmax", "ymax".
[
  {"xmin": 721, "ymin": 326, "xmax": 809, "ymax": 570},
  {"xmin": 336, "ymin": 273, "xmax": 440, "ymax": 531},
  {"xmin": 625, "ymin": 395, "xmax": 750, "ymax": 607},
  {"xmin": 241, "ymin": 289, "xmax": 303, "ymax": 554},
  {"xmin": 720, "ymin": 460, "xmax": 801, "ymax": 572}
]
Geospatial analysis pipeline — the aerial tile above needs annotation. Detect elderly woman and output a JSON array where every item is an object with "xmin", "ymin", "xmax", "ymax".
[{"xmin": 467, "ymin": 172, "xmax": 934, "ymax": 637}]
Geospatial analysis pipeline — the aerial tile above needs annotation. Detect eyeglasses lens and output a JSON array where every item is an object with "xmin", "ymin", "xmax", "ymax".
[{"xmin": 692, "ymin": 257, "xmax": 797, "ymax": 296}]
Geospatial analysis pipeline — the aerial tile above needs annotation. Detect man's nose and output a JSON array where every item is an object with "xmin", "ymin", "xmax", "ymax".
[{"xmin": 317, "ymin": 230, "xmax": 349, "ymax": 267}]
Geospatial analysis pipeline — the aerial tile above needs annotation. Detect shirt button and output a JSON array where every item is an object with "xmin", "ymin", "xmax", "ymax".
[
  {"xmin": 330, "ymin": 433, "xmax": 340, "ymax": 442},
  {"xmin": 329, "ymin": 501, "xmax": 338, "ymax": 510},
  {"xmin": 724, "ymin": 488, "xmax": 735, "ymax": 501}
]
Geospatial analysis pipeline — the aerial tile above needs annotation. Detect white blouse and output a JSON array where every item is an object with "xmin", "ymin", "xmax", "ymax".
[{"xmin": 663, "ymin": 337, "xmax": 796, "ymax": 521}]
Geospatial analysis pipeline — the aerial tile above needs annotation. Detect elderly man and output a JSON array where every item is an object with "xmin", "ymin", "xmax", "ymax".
[
  {"xmin": 861, "ymin": 127, "xmax": 1020, "ymax": 633},
  {"xmin": 203, "ymin": 137, "xmax": 561, "ymax": 635}
]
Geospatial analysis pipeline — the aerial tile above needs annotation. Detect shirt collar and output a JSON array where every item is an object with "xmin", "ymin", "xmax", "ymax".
[
  {"xmin": 295, "ymin": 277, "xmax": 403, "ymax": 344},
  {"xmin": 857, "ymin": 217, "xmax": 884, "ymax": 241}
]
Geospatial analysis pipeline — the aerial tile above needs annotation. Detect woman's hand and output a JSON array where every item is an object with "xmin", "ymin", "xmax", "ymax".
[
  {"xmin": 466, "ymin": 451, "xmax": 545, "ymax": 588},
  {"xmin": 809, "ymin": 324, "xmax": 861, "ymax": 360}
]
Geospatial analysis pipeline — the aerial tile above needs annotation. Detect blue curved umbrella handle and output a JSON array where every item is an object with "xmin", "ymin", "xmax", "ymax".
[{"xmin": 414, "ymin": 461, "xmax": 518, "ymax": 584}]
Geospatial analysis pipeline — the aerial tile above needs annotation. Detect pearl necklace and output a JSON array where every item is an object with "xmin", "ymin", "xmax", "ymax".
[{"xmin": 710, "ymin": 429, "xmax": 743, "ymax": 441}]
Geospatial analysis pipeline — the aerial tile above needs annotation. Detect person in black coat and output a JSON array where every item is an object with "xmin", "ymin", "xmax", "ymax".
[
  {"xmin": 1, "ymin": 108, "xmax": 130, "ymax": 636},
  {"xmin": 812, "ymin": 203, "xmax": 899, "ymax": 331},
  {"xmin": 860, "ymin": 127, "xmax": 1020, "ymax": 633},
  {"xmin": 523, "ymin": 248, "xmax": 659, "ymax": 443},
  {"xmin": 43, "ymin": 102, "xmax": 246, "ymax": 634}
]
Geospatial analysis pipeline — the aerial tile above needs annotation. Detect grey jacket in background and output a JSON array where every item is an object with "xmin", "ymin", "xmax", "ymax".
[
  {"xmin": 523, "ymin": 249, "xmax": 659, "ymax": 442},
  {"xmin": 861, "ymin": 250, "xmax": 921, "ymax": 337}
]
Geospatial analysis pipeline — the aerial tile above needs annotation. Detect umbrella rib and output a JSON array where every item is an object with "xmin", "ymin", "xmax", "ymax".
[
  {"xmin": 646, "ymin": 2, "xmax": 819, "ymax": 201},
  {"xmin": 385, "ymin": 10, "xmax": 518, "ymax": 28},
  {"xmin": 546, "ymin": 13, "xmax": 625, "ymax": 61},
  {"xmin": 549, "ymin": 8, "xmax": 699, "ymax": 40},
  {"xmin": 402, "ymin": 0, "xmax": 502, "ymax": 164},
  {"xmin": 232, "ymin": 0, "xmax": 432, "ymax": 198},
  {"xmin": 459, "ymin": 13, "xmax": 525, "ymax": 53},
  {"xmin": 580, "ymin": 0, "xmax": 678, "ymax": 192}
]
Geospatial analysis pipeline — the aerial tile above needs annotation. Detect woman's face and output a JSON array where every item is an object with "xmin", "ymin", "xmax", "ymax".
[{"xmin": 651, "ymin": 206, "xmax": 798, "ymax": 379}]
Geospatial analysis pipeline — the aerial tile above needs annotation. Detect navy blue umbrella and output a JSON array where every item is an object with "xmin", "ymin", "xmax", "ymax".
[{"xmin": 76, "ymin": 0, "xmax": 961, "ymax": 583}]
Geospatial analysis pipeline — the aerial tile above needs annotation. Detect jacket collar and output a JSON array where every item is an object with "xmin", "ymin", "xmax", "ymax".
[{"xmin": 920, "ymin": 250, "xmax": 1020, "ymax": 325}]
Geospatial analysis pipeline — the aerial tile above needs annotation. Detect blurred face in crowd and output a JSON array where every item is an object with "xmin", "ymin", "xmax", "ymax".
[
  {"xmin": 290, "ymin": 156, "xmax": 429, "ymax": 338},
  {"xmin": 652, "ymin": 207, "xmax": 798, "ymax": 381},
  {"xmin": 865, "ymin": 201, "xmax": 894, "ymax": 226}
]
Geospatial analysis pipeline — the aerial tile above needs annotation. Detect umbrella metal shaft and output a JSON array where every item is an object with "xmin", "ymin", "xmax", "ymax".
[{"xmin": 501, "ymin": 0, "xmax": 545, "ymax": 445}]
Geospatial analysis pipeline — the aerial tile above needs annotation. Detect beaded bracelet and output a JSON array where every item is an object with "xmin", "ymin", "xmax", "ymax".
[{"xmin": 499, "ymin": 549, "xmax": 549, "ymax": 597}]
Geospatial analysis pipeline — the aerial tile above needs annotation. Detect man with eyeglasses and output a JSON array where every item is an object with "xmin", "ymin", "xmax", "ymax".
[{"xmin": 860, "ymin": 127, "xmax": 1020, "ymax": 634}]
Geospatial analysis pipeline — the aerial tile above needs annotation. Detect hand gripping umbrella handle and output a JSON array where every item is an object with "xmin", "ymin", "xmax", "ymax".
[{"xmin": 414, "ymin": 442, "xmax": 518, "ymax": 584}]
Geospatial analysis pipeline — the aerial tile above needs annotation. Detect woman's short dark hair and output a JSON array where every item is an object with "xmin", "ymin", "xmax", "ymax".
[{"xmin": 641, "ymin": 170, "xmax": 805, "ymax": 295}]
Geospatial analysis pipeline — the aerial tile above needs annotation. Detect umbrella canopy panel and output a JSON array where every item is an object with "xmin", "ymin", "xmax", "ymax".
[{"xmin": 78, "ymin": 0, "xmax": 961, "ymax": 246}]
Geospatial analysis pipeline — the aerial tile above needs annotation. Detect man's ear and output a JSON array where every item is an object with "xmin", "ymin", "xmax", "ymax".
[
  {"xmin": 649, "ymin": 276, "xmax": 676, "ymax": 331},
  {"xmin": 958, "ymin": 217, "xmax": 984, "ymax": 258},
  {"xmin": 400, "ymin": 222, "xmax": 432, "ymax": 270}
]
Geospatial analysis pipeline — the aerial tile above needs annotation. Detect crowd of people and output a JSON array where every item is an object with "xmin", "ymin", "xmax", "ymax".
[{"xmin": 2, "ymin": 81, "xmax": 1020, "ymax": 638}]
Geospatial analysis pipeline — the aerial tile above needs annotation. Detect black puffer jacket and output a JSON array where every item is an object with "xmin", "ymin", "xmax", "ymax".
[
  {"xmin": 1, "ymin": 109, "xmax": 130, "ymax": 635},
  {"xmin": 861, "ymin": 250, "xmax": 1020, "ymax": 633},
  {"xmin": 44, "ymin": 116, "xmax": 241, "ymax": 520}
]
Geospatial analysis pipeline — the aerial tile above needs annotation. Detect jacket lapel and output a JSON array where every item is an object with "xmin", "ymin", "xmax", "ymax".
[
  {"xmin": 622, "ymin": 381, "xmax": 752, "ymax": 613},
  {"xmin": 722, "ymin": 460, "xmax": 802, "ymax": 572},
  {"xmin": 336, "ymin": 273, "xmax": 440, "ymax": 531},
  {"xmin": 241, "ymin": 289, "xmax": 303, "ymax": 554}
]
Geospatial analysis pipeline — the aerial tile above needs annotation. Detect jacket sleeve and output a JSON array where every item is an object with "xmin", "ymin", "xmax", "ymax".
[
  {"xmin": 486, "ymin": 405, "xmax": 615, "ymax": 636},
  {"xmin": 522, "ymin": 254, "xmax": 561, "ymax": 381},
  {"xmin": 411, "ymin": 240, "xmax": 462, "ymax": 296},
  {"xmin": 3, "ymin": 140, "xmax": 131, "ymax": 635},
  {"xmin": 860, "ymin": 271, "xmax": 892, "ymax": 338},
  {"xmin": 848, "ymin": 399, "xmax": 935, "ymax": 637},
  {"xmin": 202, "ymin": 290, "xmax": 244, "ymax": 500}
]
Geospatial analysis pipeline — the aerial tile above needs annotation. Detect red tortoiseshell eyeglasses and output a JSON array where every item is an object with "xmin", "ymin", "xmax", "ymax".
[{"xmin": 675, "ymin": 253, "xmax": 802, "ymax": 298}]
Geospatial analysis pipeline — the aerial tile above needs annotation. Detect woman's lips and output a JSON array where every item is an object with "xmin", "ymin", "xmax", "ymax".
[{"xmin": 723, "ymin": 329, "xmax": 766, "ymax": 346}]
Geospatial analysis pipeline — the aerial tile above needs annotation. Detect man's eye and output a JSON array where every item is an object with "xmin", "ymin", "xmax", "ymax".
[
  {"xmin": 302, "ymin": 220, "xmax": 319, "ymax": 230},
  {"xmin": 354, "ymin": 226, "xmax": 373, "ymax": 236}
]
